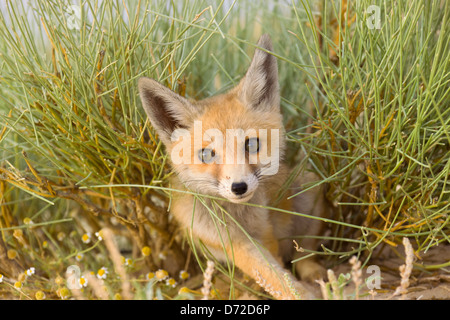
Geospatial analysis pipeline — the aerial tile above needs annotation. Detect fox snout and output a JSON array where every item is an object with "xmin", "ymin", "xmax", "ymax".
[
  {"xmin": 218, "ymin": 167, "xmax": 259, "ymax": 203},
  {"xmin": 231, "ymin": 182, "xmax": 247, "ymax": 195}
]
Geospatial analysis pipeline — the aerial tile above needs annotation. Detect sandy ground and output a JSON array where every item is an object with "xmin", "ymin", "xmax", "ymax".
[
  {"xmin": 328, "ymin": 243, "xmax": 450, "ymax": 300},
  {"xmin": 216, "ymin": 243, "xmax": 450, "ymax": 300}
]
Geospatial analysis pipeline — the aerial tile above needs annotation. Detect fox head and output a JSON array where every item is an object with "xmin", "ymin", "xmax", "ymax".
[{"xmin": 138, "ymin": 34, "xmax": 286, "ymax": 203}]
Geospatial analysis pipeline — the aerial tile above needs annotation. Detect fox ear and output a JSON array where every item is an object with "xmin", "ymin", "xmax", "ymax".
[
  {"xmin": 239, "ymin": 34, "xmax": 279, "ymax": 111},
  {"xmin": 138, "ymin": 77, "xmax": 196, "ymax": 145}
]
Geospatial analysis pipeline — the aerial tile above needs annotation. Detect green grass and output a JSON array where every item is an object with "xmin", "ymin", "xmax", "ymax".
[{"xmin": 0, "ymin": 0, "xmax": 449, "ymax": 300}]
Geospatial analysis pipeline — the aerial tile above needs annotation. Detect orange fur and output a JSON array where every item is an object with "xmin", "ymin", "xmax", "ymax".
[{"xmin": 138, "ymin": 35, "xmax": 329, "ymax": 299}]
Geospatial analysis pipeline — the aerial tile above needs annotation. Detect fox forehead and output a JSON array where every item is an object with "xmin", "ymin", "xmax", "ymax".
[{"xmin": 191, "ymin": 93, "xmax": 283, "ymax": 133}]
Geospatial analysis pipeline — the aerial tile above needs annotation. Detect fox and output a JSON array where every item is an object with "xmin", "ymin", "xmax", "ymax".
[{"xmin": 138, "ymin": 34, "xmax": 329, "ymax": 299}]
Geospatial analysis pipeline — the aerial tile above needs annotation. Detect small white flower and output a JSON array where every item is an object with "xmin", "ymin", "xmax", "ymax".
[
  {"xmin": 75, "ymin": 253, "xmax": 84, "ymax": 261},
  {"xmin": 23, "ymin": 218, "xmax": 34, "ymax": 225},
  {"xmin": 179, "ymin": 270, "xmax": 190, "ymax": 280},
  {"xmin": 166, "ymin": 278, "xmax": 177, "ymax": 288},
  {"xmin": 25, "ymin": 267, "xmax": 35, "ymax": 277},
  {"xmin": 95, "ymin": 231, "xmax": 103, "ymax": 241},
  {"xmin": 124, "ymin": 258, "xmax": 133, "ymax": 266},
  {"xmin": 158, "ymin": 252, "xmax": 167, "ymax": 260},
  {"xmin": 97, "ymin": 267, "xmax": 108, "ymax": 279},
  {"xmin": 155, "ymin": 269, "xmax": 169, "ymax": 281},
  {"xmin": 0, "ymin": 274, "xmax": 3, "ymax": 283},
  {"xmin": 79, "ymin": 275, "xmax": 88, "ymax": 287},
  {"xmin": 81, "ymin": 232, "xmax": 92, "ymax": 244}
]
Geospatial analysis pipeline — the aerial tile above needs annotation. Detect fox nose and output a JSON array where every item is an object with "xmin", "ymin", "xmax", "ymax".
[{"xmin": 231, "ymin": 182, "xmax": 248, "ymax": 196}]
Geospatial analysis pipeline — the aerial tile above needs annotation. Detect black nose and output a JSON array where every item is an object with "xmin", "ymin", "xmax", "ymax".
[{"xmin": 231, "ymin": 182, "xmax": 248, "ymax": 196}]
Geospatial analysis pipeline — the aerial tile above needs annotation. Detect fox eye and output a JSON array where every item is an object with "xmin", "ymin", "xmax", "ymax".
[
  {"xmin": 245, "ymin": 138, "xmax": 260, "ymax": 154},
  {"xmin": 198, "ymin": 148, "xmax": 216, "ymax": 164}
]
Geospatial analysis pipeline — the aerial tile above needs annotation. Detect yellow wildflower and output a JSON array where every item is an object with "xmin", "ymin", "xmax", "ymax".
[
  {"xmin": 55, "ymin": 275, "xmax": 65, "ymax": 285},
  {"xmin": 81, "ymin": 232, "xmax": 91, "ymax": 244},
  {"xmin": 166, "ymin": 278, "xmax": 177, "ymax": 288},
  {"xmin": 13, "ymin": 229, "xmax": 23, "ymax": 239},
  {"xmin": 124, "ymin": 258, "xmax": 133, "ymax": 267},
  {"xmin": 141, "ymin": 246, "xmax": 151, "ymax": 256},
  {"xmin": 7, "ymin": 249, "xmax": 17, "ymax": 260},
  {"xmin": 79, "ymin": 275, "xmax": 88, "ymax": 287},
  {"xmin": 155, "ymin": 269, "xmax": 169, "ymax": 281},
  {"xmin": 23, "ymin": 218, "xmax": 33, "ymax": 225},
  {"xmin": 179, "ymin": 270, "xmax": 190, "ymax": 280},
  {"xmin": 97, "ymin": 267, "xmax": 108, "ymax": 279},
  {"xmin": 58, "ymin": 287, "xmax": 70, "ymax": 300},
  {"xmin": 35, "ymin": 291, "xmax": 46, "ymax": 300}
]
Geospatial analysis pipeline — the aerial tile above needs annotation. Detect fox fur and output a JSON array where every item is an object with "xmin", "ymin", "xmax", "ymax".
[{"xmin": 138, "ymin": 34, "xmax": 328, "ymax": 299}]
